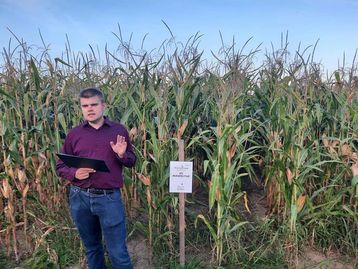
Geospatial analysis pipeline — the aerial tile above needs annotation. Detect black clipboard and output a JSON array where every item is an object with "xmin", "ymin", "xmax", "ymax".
[{"xmin": 57, "ymin": 153, "xmax": 110, "ymax": 172}]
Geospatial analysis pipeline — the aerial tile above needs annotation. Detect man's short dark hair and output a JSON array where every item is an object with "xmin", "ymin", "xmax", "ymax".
[{"xmin": 79, "ymin": 87, "xmax": 104, "ymax": 102}]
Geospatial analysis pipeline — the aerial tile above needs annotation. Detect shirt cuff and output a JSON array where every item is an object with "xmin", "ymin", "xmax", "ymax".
[
  {"xmin": 117, "ymin": 152, "xmax": 127, "ymax": 160},
  {"xmin": 69, "ymin": 167, "xmax": 77, "ymax": 181}
]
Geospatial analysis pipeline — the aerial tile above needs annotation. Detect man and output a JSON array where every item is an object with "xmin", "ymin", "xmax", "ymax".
[{"xmin": 56, "ymin": 87, "xmax": 135, "ymax": 269}]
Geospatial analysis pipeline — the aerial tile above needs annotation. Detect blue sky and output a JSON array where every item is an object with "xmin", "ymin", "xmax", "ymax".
[{"xmin": 1, "ymin": 0, "xmax": 357, "ymax": 73}]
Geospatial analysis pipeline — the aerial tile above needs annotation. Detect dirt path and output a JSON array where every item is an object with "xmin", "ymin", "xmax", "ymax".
[{"xmin": 298, "ymin": 247, "xmax": 356, "ymax": 269}]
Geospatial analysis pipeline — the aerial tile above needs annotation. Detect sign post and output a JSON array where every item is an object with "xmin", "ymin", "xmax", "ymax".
[
  {"xmin": 178, "ymin": 140, "xmax": 185, "ymax": 266},
  {"xmin": 169, "ymin": 139, "xmax": 193, "ymax": 266}
]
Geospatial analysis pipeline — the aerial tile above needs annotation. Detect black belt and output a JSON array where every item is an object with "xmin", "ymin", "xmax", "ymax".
[{"xmin": 82, "ymin": 188, "xmax": 117, "ymax": 195}]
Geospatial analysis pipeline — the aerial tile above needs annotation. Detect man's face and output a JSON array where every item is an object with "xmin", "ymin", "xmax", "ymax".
[{"xmin": 80, "ymin": 96, "xmax": 105, "ymax": 124}]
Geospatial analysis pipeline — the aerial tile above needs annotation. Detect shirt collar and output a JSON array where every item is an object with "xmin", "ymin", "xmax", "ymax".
[{"xmin": 82, "ymin": 116, "xmax": 113, "ymax": 128}]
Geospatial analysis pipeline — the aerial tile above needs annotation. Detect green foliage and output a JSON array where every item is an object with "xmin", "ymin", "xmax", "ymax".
[
  {"xmin": 22, "ymin": 247, "xmax": 60, "ymax": 269},
  {"xmin": 0, "ymin": 250, "xmax": 18, "ymax": 269}
]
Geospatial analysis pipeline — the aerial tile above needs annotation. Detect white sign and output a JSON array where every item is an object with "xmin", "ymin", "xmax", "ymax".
[{"xmin": 169, "ymin": 161, "xmax": 193, "ymax": 193}]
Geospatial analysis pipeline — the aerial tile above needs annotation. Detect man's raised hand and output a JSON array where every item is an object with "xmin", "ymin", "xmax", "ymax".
[{"xmin": 110, "ymin": 135, "xmax": 127, "ymax": 158}]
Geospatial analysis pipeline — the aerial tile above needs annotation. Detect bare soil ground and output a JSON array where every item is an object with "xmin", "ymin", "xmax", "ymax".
[
  {"xmin": 298, "ymin": 247, "xmax": 356, "ymax": 269},
  {"xmin": 127, "ymin": 235, "xmax": 152, "ymax": 269}
]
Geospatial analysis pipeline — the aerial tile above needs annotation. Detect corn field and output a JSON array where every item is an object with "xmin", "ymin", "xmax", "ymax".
[{"xmin": 0, "ymin": 33, "xmax": 357, "ymax": 268}]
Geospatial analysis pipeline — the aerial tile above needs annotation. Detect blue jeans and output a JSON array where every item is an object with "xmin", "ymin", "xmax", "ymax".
[{"xmin": 69, "ymin": 186, "xmax": 133, "ymax": 269}]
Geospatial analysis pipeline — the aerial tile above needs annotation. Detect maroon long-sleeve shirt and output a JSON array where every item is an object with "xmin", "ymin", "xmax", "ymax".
[{"xmin": 56, "ymin": 117, "xmax": 136, "ymax": 189}]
